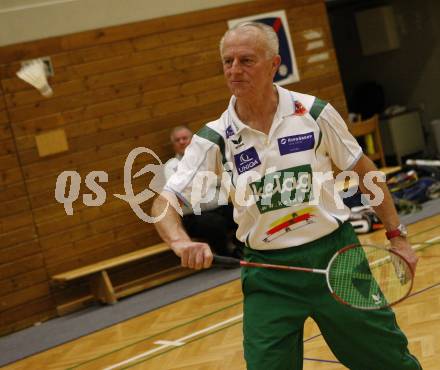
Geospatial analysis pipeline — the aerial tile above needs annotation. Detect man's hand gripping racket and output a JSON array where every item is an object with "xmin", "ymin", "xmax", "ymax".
[{"xmin": 213, "ymin": 244, "xmax": 415, "ymax": 311}]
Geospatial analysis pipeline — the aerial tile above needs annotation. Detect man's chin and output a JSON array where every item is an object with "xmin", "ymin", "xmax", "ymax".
[{"xmin": 229, "ymin": 86, "xmax": 251, "ymax": 97}]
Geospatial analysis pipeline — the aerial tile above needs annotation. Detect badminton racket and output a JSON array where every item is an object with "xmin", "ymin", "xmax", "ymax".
[{"xmin": 213, "ymin": 243, "xmax": 415, "ymax": 310}]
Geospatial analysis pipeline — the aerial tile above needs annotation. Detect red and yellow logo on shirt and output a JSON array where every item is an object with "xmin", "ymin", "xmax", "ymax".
[{"xmin": 262, "ymin": 207, "xmax": 315, "ymax": 243}]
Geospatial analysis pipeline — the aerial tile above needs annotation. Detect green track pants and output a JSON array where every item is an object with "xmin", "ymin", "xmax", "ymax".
[{"xmin": 242, "ymin": 223, "xmax": 421, "ymax": 370}]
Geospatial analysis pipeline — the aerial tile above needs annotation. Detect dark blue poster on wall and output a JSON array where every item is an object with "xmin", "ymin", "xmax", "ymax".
[{"xmin": 228, "ymin": 10, "xmax": 300, "ymax": 85}]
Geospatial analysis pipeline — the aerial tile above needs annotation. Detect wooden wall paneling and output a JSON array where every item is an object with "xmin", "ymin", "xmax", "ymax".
[
  {"xmin": 0, "ymin": 211, "xmax": 34, "ymax": 235},
  {"xmin": 0, "ymin": 79, "xmax": 55, "ymax": 335},
  {"xmin": 132, "ymin": 21, "xmax": 226, "ymax": 52},
  {"xmin": 0, "ymin": 297, "xmax": 55, "ymax": 336},
  {"xmin": 19, "ymin": 101, "xmax": 226, "ymax": 198},
  {"xmin": 27, "ymin": 161, "xmax": 161, "ymax": 221},
  {"xmin": 0, "ymin": 254, "xmax": 45, "ymax": 281},
  {"xmin": 37, "ymin": 174, "xmax": 153, "ymax": 234},
  {"xmin": 46, "ymin": 237, "xmax": 152, "ymax": 277},
  {"xmin": 0, "ymin": 196, "xmax": 31, "ymax": 218},
  {"xmin": 0, "ymin": 166, "xmax": 22, "ymax": 187},
  {"xmin": 172, "ymin": 49, "xmax": 220, "ymax": 70},
  {"xmin": 0, "ymin": 268, "xmax": 48, "ymax": 296},
  {"xmin": 0, "ymin": 0, "xmax": 348, "ymax": 334},
  {"xmin": 12, "ymin": 111, "xmax": 78, "ymax": 137},
  {"xmin": 45, "ymin": 232, "xmax": 118, "ymax": 268},
  {"xmin": 37, "ymin": 206, "xmax": 149, "ymax": 257},
  {"xmin": 0, "ymin": 240, "xmax": 42, "ymax": 265},
  {"xmin": 0, "ymin": 0, "xmax": 321, "ymax": 62},
  {"xmin": 287, "ymin": 3, "xmax": 331, "ymax": 33},
  {"xmin": 3, "ymin": 33, "xmax": 223, "ymax": 113},
  {"xmin": 0, "ymin": 282, "xmax": 50, "ymax": 313},
  {"xmin": 38, "ymin": 209, "xmax": 136, "ymax": 250},
  {"xmin": 39, "ymin": 224, "xmax": 92, "ymax": 250},
  {"xmin": 0, "ymin": 40, "xmax": 134, "ymax": 81},
  {"xmin": 4, "ymin": 80, "xmax": 87, "ymax": 108},
  {"xmin": 2, "ymin": 65, "xmax": 80, "ymax": 95},
  {"xmin": 55, "ymin": 40, "xmax": 135, "ymax": 67},
  {"xmin": 0, "ymin": 125, "xmax": 10, "ymax": 144},
  {"xmin": 42, "ymin": 208, "xmax": 155, "ymax": 262},
  {"xmin": 0, "ymin": 150, "xmax": 20, "ymax": 169},
  {"xmin": 13, "ymin": 92, "xmax": 220, "ymax": 166},
  {"xmin": 1, "ymin": 224, "xmax": 37, "ymax": 249}
]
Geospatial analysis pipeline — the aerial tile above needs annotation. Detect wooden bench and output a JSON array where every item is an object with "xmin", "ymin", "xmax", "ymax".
[{"xmin": 52, "ymin": 243, "xmax": 194, "ymax": 315}]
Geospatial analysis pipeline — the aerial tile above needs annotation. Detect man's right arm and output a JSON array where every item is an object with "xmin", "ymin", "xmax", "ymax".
[{"xmin": 151, "ymin": 190, "xmax": 213, "ymax": 270}]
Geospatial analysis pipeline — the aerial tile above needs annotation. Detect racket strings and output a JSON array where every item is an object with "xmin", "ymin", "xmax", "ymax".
[{"xmin": 328, "ymin": 245, "xmax": 412, "ymax": 309}]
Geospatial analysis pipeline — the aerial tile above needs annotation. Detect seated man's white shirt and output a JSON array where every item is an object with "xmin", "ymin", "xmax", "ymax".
[{"xmin": 165, "ymin": 85, "xmax": 363, "ymax": 250}]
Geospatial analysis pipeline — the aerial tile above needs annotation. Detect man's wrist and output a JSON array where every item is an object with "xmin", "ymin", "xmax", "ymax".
[
  {"xmin": 385, "ymin": 224, "xmax": 408, "ymax": 240},
  {"xmin": 169, "ymin": 236, "xmax": 190, "ymax": 246}
]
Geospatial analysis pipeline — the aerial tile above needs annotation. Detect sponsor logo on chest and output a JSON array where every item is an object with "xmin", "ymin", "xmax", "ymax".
[
  {"xmin": 225, "ymin": 125, "xmax": 234, "ymax": 138},
  {"xmin": 277, "ymin": 132, "xmax": 315, "ymax": 155},
  {"xmin": 234, "ymin": 147, "xmax": 261, "ymax": 174},
  {"xmin": 249, "ymin": 165, "xmax": 313, "ymax": 213}
]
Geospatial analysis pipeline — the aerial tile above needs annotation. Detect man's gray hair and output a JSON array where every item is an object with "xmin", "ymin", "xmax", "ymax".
[{"xmin": 219, "ymin": 22, "xmax": 279, "ymax": 59}]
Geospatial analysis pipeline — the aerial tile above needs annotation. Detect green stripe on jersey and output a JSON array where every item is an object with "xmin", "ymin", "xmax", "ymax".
[
  {"xmin": 310, "ymin": 98, "xmax": 328, "ymax": 121},
  {"xmin": 315, "ymin": 130, "xmax": 323, "ymax": 154},
  {"xmin": 196, "ymin": 125, "xmax": 226, "ymax": 165}
]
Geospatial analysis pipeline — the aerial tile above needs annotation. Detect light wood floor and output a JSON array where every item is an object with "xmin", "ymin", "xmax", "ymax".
[{"xmin": 4, "ymin": 214, "xmax": 440, "ymax": 370}]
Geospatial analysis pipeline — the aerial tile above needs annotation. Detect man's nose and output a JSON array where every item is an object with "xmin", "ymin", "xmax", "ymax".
[{"xmin": 230, "ymin": 59, "xmax": 242, "ymax": 73}]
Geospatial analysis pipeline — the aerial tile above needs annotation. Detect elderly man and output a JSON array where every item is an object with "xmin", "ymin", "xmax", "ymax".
[{"xmin": 152, "ymin": 22, "xmax": 420, "ymax": 370}]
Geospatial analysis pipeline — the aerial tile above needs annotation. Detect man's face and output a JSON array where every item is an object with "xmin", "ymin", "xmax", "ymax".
[
  {"xmin": 171, "ymin": 129, "xmax": 192, "ymax": 156},
  {"xmin": 221, "ymin": 29, "xmax": 280, "ymax": 98}
]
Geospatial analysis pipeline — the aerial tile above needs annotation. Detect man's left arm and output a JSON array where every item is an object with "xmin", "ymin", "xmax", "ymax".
[{"xmin": 352, "ymin": 154, "xmax": 418, "ymax": 273}]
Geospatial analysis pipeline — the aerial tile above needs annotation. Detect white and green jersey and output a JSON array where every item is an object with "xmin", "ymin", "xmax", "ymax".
[{"xmin": 165, "ymin": 85, "xmax": 363, "ymax": 250}]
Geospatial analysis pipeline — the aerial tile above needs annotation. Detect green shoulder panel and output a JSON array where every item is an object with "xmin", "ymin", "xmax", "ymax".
[
  {"xmin": 315, "ymin": 130, "xmax": 323, "ymax": 154},
  {"xmin": 195, "ymin": 125, "xmax": 226, "ymax": 165},
  {"xmin": 310, "ymin": 97, "xmax": 328, "ymax": 154},
  {"xmin": 309, "ymin": 97, "xmax": 328, "ymax": 121}
]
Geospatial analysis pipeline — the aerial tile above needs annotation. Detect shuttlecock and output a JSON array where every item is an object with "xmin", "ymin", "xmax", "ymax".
[{"xmin": 16, "ymin": 59, "xmax": 53, "ymax": 97}]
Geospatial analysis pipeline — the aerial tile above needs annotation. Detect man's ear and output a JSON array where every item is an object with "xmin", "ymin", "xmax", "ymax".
[
  {"xmin": 273, "ymin": 55, "xmax": 281, "ymax": 68},
  {"xmin": 271, "ymin": 55, "xmax": 282, "ymax": 75}
]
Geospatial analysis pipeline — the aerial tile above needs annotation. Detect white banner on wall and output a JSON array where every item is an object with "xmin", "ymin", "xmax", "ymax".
[{"xmin": 228, "ymin": 10, "xmax": 300, "ymax": 85}]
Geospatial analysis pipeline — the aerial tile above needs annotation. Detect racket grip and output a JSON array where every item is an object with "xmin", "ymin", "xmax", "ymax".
[{"xmin": 212, "ymin": 255, "xmax": 242, "ymax": 268}]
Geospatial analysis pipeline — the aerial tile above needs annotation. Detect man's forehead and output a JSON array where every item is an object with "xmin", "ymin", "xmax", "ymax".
[
  {"xmin": 222, "ymin": 29, "xmax": 266, "ymax": 55},
  {"xmin": 224, "ymin": 27, "xmax": 262, "ymax": 45},
  {"xmin": 173, "ymin": 128, "xmax": 192, "ymax": 137}
]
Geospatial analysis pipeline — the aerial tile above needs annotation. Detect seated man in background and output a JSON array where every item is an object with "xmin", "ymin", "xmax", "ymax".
[{"xmin": 164, "ymin": 125, "xmax": 243, "ymax": 258}]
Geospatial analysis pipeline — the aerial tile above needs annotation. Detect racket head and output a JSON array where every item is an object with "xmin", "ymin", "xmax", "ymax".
[{"xmin": 326, "ymin": 244, "xmax": 414, "ymax": 310}]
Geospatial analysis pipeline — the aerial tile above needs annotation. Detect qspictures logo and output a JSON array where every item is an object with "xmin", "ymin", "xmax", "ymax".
[
  {"xmin": 54, "ymin": 147, "xmax": 386, "ymax": 223},
  {"xmin": 54, "ymin": 147, "xmax": 169, "ymax": 223}
]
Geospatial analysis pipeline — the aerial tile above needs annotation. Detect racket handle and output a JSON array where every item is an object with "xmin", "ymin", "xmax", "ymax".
[{"xmin": 212, "ymin": 255, "xmax": 242, "ymax": 268}]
